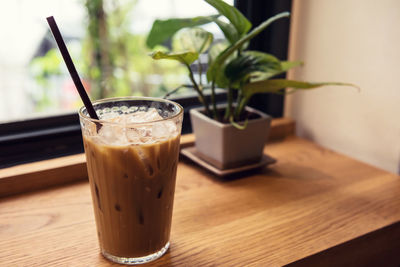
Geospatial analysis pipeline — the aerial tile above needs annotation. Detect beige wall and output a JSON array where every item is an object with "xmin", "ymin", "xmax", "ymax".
[{"xmin": 285, "ymin": 0, "xmax": 400, "ymax": 174}]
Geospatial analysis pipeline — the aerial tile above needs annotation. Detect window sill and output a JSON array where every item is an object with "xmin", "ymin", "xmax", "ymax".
[{"xmin": 0, "ymin": 117, "xmax": 295, "ymax": 198}]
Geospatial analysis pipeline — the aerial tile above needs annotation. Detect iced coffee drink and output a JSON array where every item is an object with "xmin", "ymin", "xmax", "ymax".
[{"xmin": 79, "ymin": 97, "xmax": 183, "ymax": 265}]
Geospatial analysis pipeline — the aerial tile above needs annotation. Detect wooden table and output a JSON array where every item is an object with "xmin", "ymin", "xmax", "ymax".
[{"xmin": 1, "ymin": 136, "xmax": 400, "ymax": 266}]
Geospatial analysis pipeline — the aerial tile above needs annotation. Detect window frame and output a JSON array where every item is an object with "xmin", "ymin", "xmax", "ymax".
[
  {"xmin": 235, "ymin": 0, "xmax": 292, "ymax": 118},
  {"xmin": 0, "ymin": 92, "xmax": 227, "ymax": 168},
  {"xmin": 0, "ymin": 0, "xmax": 292, "ymax": 168}
]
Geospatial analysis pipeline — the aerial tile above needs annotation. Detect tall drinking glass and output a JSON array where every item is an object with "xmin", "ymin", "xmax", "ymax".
[{"xmin": 79, "ymin": 97, "xmax": 183, "ymax": 264}]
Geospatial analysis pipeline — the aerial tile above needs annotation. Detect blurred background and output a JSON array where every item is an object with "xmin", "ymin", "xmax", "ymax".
[{"xmin": 0, "ymin": 0, "xmax": 232, "ymax": 123}]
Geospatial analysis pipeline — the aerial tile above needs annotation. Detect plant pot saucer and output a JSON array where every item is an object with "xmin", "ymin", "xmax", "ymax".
[{"xmin": 180, "ymin": 145, "xmax": 276, "ymax": 177}]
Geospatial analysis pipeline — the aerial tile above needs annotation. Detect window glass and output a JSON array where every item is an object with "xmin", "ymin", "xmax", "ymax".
[{"xmin": 0, "ymin": 0, "xmax": 233, "ymax": 123}]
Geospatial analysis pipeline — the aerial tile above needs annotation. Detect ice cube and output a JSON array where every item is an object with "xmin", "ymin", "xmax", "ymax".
[
  {"xmin": 136, "ymin": 147, "xmax": 154, "ymax": 177},
  {"xmin": 125, "ymin": 127, "xmax": 141, "ymax": 144},
  {"xmin": 165, "ymin": 121, "xmax": 177, "ymax": 135},
  {"xmin": 151, "ymin": 123, "xmax": 170, "ymax": 140},
  {"xmin": 126, "ymin": 108, "xmax": 163, "ymax": 124},
  {"xmin": 152, "ymin": 121, "xmax": 177, "ymax": 139},
  {"xmin": 125, "ymin": 129, "xmax": 137, "ymax": 143},
  {"xmin": 98, "ymin": 124, "xmax": 127, "ymax": 145},
  {"xmin": 100, "ymin": 112, "xmax": 119, "ymax": 121},
  {"xmin": 126, "ymin": 126, "xmax": 153, "ymax": 144}
]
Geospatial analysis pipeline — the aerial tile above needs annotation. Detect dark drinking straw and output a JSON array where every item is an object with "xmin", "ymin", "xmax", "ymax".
[{"xmin": 46, "ymin": 16, "xmax": 99, "ymax": 120}]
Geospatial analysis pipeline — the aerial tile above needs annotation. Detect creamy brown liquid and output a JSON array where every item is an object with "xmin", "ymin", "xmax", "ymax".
[{"xmin": 83, "ymin": 134, "xmax": 180, "ymax": 257}]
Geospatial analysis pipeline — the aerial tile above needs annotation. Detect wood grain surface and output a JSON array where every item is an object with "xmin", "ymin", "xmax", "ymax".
[
  {"xmin": 0, "ymin": 154, "xmax": 87, "ymax": 198},
  {"xmin": 1, "ymin": 136, "xmax": 400, "ymax": 266},
  {"xmin": 0, "ymin": 118, "xmax": 295, "ymax": 198}
]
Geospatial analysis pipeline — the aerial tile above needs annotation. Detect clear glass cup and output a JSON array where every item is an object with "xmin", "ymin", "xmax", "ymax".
[{"xmin": 78, "ymin": 97, "xmax": 183, "ymax": 265}]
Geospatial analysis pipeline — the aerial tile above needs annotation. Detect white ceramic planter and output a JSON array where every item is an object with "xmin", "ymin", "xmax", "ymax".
[{"xmin": 190, "ymin": 106, "xmax": 271, "ymax": 170}]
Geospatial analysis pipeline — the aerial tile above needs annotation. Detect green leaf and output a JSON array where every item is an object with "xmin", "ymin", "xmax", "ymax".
[
  {"xmin": 172, "ymin": 27, "xmax": 213, "ymax": 54},
  {"xmin": 243, "ymin": 79, "xmax": 358, "ymax": 99},
  {"xmin": 205, "ymin": 0, "xmax": 251, "ymax": 36},
  {"xmin": 214, "ymin": 66, "xmax": 230, "ymax": 88},
  {"xmin": 251, "ymin": 60, "xmax": 303, "ymax": 81},
  {"xmin": 280, "ymin": 61, "xmax": 303, "ymax": 72},
  {"xmin": 212, "ymin": 18, "xmax": 240, "ymax": 44},
  {"xmin": 150, "ymin": 51, "xmax": 199, "ymax": 65},
  {"xmin": 208, "ymin": 42, "xmax": 230, "ymax": 88},
  {"xmin": 208, "ymin": 42, "xmax": 229, "ymax": 65},
  {"xmin": 207, "ymin": 11, "xmax": 290, "ymax": 83},
  {"xmin": 224, "ymin": 51, "xmax": 281, "ymax": 87},
  {"xmin": 146, "ymin": 15, "xmax": 218, "ymax": 48}
]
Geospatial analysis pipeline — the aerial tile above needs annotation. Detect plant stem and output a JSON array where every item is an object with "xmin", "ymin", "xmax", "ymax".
[
  {"xmin": 229, "ymin": 115, "xmax": 248, "ymax": 130},
  {"xmin": 224, "ymin": 87, "xmax": 233, "ymax": 121},
  {"xmin": 210, "ymin": 81, "xmax": 219, "ymax": 121},
  {"xmin": 198, "ymin": 57, "xmax": 203, "ymax": 87},
  {"xmin": 186, "ymin": 64, "xmax": 210, "ymax": 116},
  {"xmin": 163, "ymin": 85, "xmax": 184, "ymax": 99},
  {"xmin": 235, "ymin": 96, "xmax": 248, "ymax": 119},
  {"xmin": 234, "ymin": 89, "xmax": 243, "ymax": 120}
]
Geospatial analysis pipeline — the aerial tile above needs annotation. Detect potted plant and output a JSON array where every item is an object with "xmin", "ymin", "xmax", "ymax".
[{"xmin": 146, "ymin": 0, "xmax": 355, "ymax": 169}]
